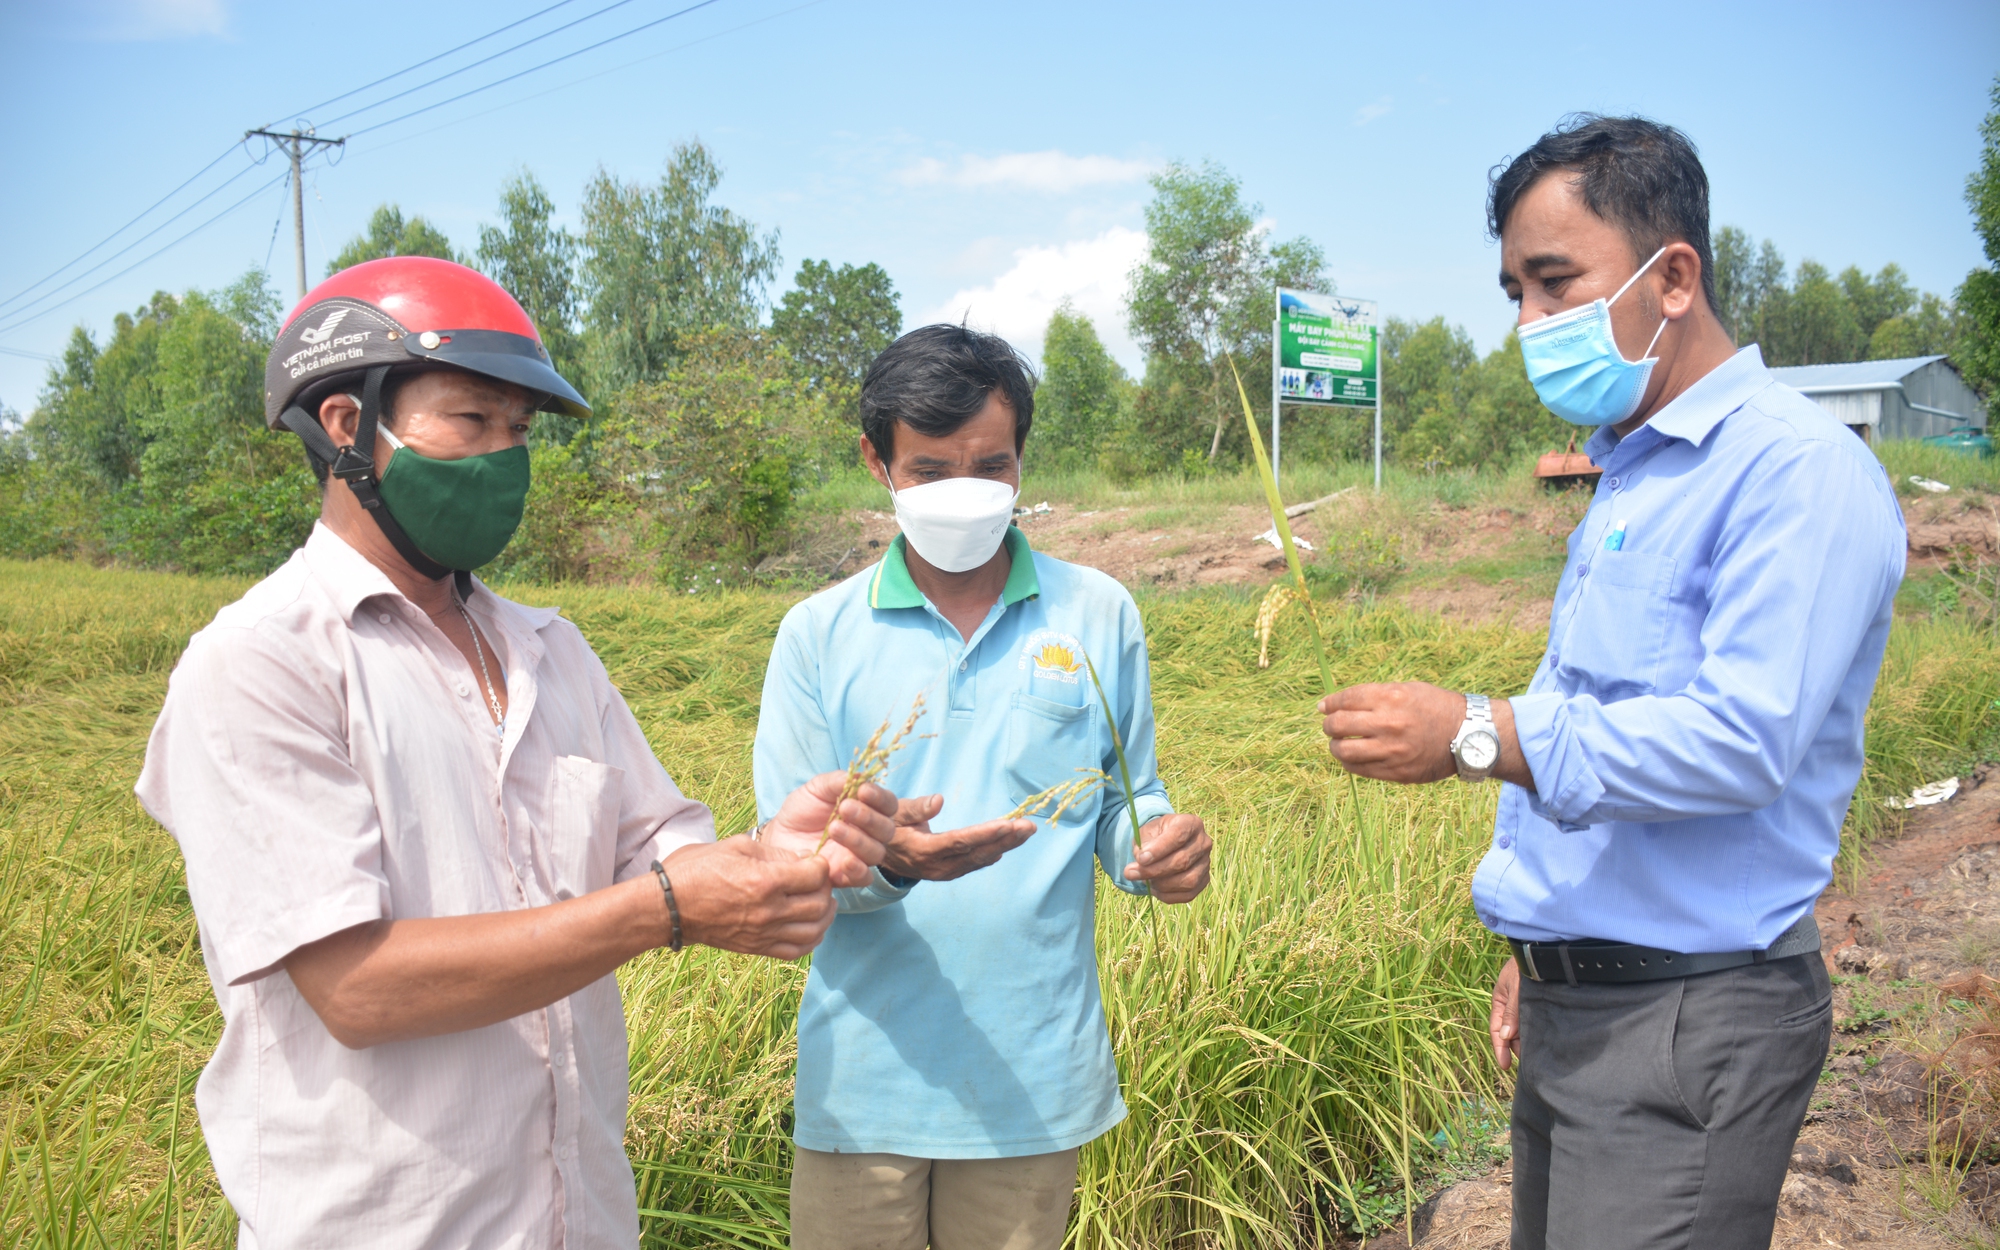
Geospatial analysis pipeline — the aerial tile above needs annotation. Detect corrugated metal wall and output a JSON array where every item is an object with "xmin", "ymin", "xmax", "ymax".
[{"xmin": 1882, "ymin": 360, "xmax": 1989, "ymax": 440}]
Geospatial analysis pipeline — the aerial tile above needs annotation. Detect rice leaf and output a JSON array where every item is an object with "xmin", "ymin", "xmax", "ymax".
[
  {"xmin": 1227, "ymin": 353, "xmax": 1333, "ymax": 695},
  {"xmin": 1083, "ymin": 652, "xmax": 1145, "ymax": 860}
]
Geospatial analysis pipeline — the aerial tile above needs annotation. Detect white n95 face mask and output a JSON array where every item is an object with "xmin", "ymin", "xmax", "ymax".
[
  {"xmin": 1517, "ymin": 246, "xmax": 1671, "ymax": 426},
  {"xmin": 890, "ymin": 476, "xmax": 1018, "ymax": 572}
]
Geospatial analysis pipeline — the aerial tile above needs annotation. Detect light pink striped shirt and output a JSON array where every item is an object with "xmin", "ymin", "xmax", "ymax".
[{"xmin": 136, "ymin": 523, "xmax": 715, "ymax": 1249}]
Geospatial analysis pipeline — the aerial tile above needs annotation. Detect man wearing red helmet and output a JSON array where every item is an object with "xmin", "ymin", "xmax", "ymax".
[{"xmin": 136, "ymin": 257, "xmax": 900, "ymax": 1248}]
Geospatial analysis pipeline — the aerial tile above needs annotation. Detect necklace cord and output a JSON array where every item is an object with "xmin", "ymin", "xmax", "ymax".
[{"xmin": 454, "ymin": 596, "xmax": 505, "ymax": 730}]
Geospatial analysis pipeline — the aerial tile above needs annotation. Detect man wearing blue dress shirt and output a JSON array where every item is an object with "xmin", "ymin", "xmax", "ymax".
[
  {"xmin": 754, "ymin": 324, "xmax": 1214, "ymax": 1249},
  {"xmin": 1319, "ymin": 116, "xmax": 1906, "ymax": 1247}
]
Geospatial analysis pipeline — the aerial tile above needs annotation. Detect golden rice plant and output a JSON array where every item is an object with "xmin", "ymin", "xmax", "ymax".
[
  {"xmin": 812, "ymin": 693, "xmax": 926, "ymax": 854},
  {"xmin": 1, "ymin": 559, "xmax": 1992, "ymax": 1248}
]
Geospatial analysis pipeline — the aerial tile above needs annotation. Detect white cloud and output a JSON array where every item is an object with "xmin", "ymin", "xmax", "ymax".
[
  {"xmin": 78, "ymin": 0, "xmax": 228, "ymax": 40},
  {"xmin": 1354, "ymin": 96, "xmax": 1393, "ymax": 126},
  {"xmin": 922, "ymin": 226, "xmax": 1149, "ymax": 371},
  {"xmin": 900, "ymin": 150, "xmax": 1156, "ymax": 194}
]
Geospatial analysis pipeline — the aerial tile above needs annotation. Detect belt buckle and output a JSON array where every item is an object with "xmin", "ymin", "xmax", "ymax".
[{"xmin": 1520, "ymin": 943, "xmax": 1544, "ymax": 982}]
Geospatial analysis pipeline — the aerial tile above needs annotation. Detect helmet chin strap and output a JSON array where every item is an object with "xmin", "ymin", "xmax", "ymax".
[{"xmin": 282, "ymin": 365, "xmax": 473, "ymax": 599}]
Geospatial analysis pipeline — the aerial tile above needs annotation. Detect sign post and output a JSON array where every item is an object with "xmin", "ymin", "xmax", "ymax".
[{"xmin": 1273, "ymin": 288, "xmax": 1381, "ymax": 490}]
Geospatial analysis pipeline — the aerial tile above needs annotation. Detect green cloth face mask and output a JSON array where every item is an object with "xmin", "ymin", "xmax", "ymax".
[{"xmin": 376, "ymin": 426, "xmax": 531, "ymax": 571}]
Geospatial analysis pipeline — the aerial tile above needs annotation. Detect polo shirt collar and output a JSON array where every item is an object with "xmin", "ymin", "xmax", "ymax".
[{"xmin": 867, "ymin": 526, "xmax": 1039, "ymax": 610}]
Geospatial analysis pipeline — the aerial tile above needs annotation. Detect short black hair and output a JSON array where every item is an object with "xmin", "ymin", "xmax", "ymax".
[
  {"xmin": 1488, "ymin": 114, "xmax": 1718, "ymax": 316},
  {"xmin": 859, "ymin": 324, "xmax": 1036, "ymax": 464}
]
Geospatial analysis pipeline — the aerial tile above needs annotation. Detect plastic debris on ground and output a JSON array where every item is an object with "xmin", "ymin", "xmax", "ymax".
[
  {"xmin": 1883, "ymin": 777, "xmax": 1959, "ymax": 809},
  {"xmin": 1013, "ymin": 501, "xmax": 1053, "ymax": 517},
  {"xmin": 1908, "ymin": 476, "xmax": 1951, "ymax": 494},
  {"xmin": 1255, "ymin": 528, "xmax": 1314, "ymax": 551}
]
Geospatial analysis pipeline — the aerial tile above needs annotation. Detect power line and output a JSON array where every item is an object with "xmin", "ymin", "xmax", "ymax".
[
  {"xmin": 271, "ymin": 0, "xmax": 585, "ymax": 127},
  {"xmin": 359, "ymin": 0, "xmax": 828, "ymax": 157},
  {"xmin": 348, "ymin": 0, "xmax": 727, "ymax": 138},
  {"xmin": 318, "ymin": 0, "xmax": 650, "ymax": 130},
  {"xmin": 0, "ymin": 144, "xmax": 244, "ymax": 316},
  {"xmin": 0, "ymin": 3, "xmax": 616, "ymax": 329},
  {"xmin": 0, "ymin": 345, "xmax": 56, "ymax": 363},
  {"xmin": 0, "ymin": 172, "xmax": 288, "ymax": 339},
  {"xmin": 0, "ymin": 159, "xmax": 267, "ymax": 327}
]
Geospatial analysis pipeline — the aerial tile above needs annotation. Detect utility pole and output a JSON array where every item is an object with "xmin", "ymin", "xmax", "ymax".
[{"xmin": 245, "ymin": 127, "xmax": 346, "ymax": 299}]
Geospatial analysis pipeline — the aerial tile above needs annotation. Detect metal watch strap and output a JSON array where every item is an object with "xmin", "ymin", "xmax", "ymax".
[{"xmin": 1452, "ymin": 693, "xmax": 1498, "ymax": 782}]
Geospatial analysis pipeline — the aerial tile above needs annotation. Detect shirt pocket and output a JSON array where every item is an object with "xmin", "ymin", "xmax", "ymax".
[
  {"xmin": 1002, "ymin": 692, "xmax": 1100, "ymax": 814},
  {"xmin": 547, "ymin": 755, "xmax": 624, "ymax": 900},
  {"xmin": 1554, "ymin": 550, "xmax": 1678, "ymax": 701}
]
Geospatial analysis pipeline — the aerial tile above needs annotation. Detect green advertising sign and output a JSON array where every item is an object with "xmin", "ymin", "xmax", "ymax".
[{"xmin": 1276, "ymin": 288, "xmax": 1377, "ymax": 406}]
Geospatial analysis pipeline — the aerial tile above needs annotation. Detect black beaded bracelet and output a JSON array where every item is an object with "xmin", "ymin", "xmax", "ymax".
[{"xmin": 649, "ymin": 859, "xmax": 682, "ymax": 953}]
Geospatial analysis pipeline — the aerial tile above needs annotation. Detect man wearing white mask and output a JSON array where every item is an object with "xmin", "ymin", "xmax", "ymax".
[
  {"xmin": 754, "ymin": 323, "xmax": 1214, "ymax": 1248},
  {"xmin": 1316, "ymin": 116, "xmax": 1904, "ymax": 1246}
]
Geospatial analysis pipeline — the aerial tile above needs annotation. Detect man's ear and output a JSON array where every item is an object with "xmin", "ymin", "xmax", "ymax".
[
  {"xmin": 860, "ymin": 435, "xmax": 893, "ymax": 491},
  {"xmin": 1659, "ymin": 241, "xmax": 1703, "ymax": 320},
  {"xmin": 318, "ymin": 392, "xmax": 362, "ymax": 448}
]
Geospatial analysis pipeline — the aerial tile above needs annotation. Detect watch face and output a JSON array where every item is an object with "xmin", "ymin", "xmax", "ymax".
[{"xmin": 1461, "ymin": 730, "xmax": 1500, "ymax": 772}]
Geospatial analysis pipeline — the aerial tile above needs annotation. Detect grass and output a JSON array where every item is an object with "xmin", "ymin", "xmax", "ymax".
[
  {"xmin": 1, "ymin": 440, "xmax": 1996, "ymax": 1247},
  {"xmin": 1875, "ymin": 440, "xmax": 2000, "ymax": 498}
]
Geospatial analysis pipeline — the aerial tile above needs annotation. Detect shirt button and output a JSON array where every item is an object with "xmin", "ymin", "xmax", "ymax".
[
  {"xmin": 1497, "ymin": 834, "xmax": 1513, "ymax": 849},
  {"xmin": 1606, "ymin": 476, "xmax": 1621, "ymax": 489},
  {"xmin": 959, "ymin": 660, "xmax": 968, "ymax": 672},
  {"xmin": 457, "ymin": 684, "xmax": 470, "ymax": 697},
  {"xmin": 1577, "ymin": 564, "xmax": 1591, "ymax": 577},
  {"xmin": 377, "ymin": 612, "xmax": 391, "ymax": 624}
]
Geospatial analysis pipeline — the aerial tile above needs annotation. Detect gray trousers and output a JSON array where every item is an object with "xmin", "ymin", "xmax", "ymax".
[{"xmin": 1510, "ymin": 953, "xmax": 1832, "ymax": 1250}]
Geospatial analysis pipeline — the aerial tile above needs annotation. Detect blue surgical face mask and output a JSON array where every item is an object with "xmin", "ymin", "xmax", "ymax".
[{"xmin": 1517, "ymin": 246, "xmax": 1670, "ymax": 426}]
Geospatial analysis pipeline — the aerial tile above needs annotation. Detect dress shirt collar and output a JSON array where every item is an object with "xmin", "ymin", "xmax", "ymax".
[
  {"xmin": 866, "ymin": 525, "xmax": 1040, "ymax": 610},
  {"xmin": 1586, "ymin": 345, "xmax": 1773, "ymax": 460},
  {"xmin": 301, "ymin": 521, "xmax": 561, "ymax": 631}
]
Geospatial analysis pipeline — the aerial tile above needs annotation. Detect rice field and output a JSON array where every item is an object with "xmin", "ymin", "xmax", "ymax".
[{"xmin": 0, "ymin": 557, "xmax": 1994, "ymax": 1247}]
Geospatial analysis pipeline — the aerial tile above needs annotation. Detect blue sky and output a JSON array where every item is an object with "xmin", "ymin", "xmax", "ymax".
[{"xmin": 1, "ymin": 0, "xmax": 1995, "ymax": 413}]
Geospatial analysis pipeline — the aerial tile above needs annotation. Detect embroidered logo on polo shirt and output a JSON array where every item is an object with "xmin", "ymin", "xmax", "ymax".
[{"xmin": 1020, "ymin": 629, "xmax": 1084, "ymax": 684}]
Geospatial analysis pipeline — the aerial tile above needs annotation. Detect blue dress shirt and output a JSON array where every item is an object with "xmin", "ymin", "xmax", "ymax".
[
  {"xmin": 1472, "ymin": 346, "xmax": 1906, "ymax": 953},
  {"xmin": 754, "ymin": 528, "xmax": 1173, "ymax": 1158}
]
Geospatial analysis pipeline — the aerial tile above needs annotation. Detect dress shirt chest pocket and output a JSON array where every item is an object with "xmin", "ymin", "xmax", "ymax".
[
  {"xmin": 1002, "ymin": 692, "xmax": 1099, "ymax": 815},
  {"xmin": 1555, "ymin": 550, "xmax": 1678, "ymax": 700},
  {"xmin": 548, "ymin": 755, "xmax": 624, "ymax": 901}
]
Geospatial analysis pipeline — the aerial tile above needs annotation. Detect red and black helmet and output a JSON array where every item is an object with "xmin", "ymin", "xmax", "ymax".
[
  {"xmin": 264, "ymin": 255, "xmax": 587, "ymax": 430},
  {"xmin": 267, "ymin": 257, "xmax": 587, "ymax": 588}
]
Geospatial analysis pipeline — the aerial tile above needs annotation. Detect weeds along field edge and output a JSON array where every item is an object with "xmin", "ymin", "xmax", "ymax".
[{"xmin": 0, "ymin": 558, "xmax": 1994, "ymax": 1247}]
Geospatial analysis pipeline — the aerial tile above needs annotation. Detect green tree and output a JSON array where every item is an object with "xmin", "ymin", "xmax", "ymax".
[
  {"xmin": 769, "ymin": 259, "xmax": 901, "ymax": 424},
  {"xmin": 597, "ymin": 327, "xmax": 828, "ymax": 567},
  {"xmin": 1383, "ymin": 317, "xmax": 1477, "ymax": 465},
  {"xmin": 1868, "ymin": 293, "xmax": 1965, "ymax": 360},
  {"xmin": 1839, "ymin": 263, "xmax": 1915, "ymax": 340},
  {"xmin": 329, "ymin": 204, "xmax": 460, "ymax": 273},
  {"xmin": 1126, "ymin": 160, "xmax": 1328, "ymax": 464},
  {"xmin": 1033, "ymin": 302, "xmax": 1128, "ymax": 468},
  {"xmin": 1761, "ymin": 260, "xmax": 1865, "ymax": 365},
  {"xmin": 1713, "ymin": 227, "xmax": 1786, "ymax": 346},
  {"xmin": 1957, "ymin": 76, "xmax": 2000, "ymax": 396},
  {"xmin": 475, "ymin": 172, "xmax": 583, "ymax": 405},
  {"xmin": 579, "ymin": 141, "xmax": 780, "ymax": 397},
  {"xmin": 14, "ymin": 270, "xmax": 314, "ymax": 574}
]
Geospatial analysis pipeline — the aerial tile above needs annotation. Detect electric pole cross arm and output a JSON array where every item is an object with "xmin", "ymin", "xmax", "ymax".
[{"xmin": 245, "ymin": 127, "xmax": 348, "ymax": 299}]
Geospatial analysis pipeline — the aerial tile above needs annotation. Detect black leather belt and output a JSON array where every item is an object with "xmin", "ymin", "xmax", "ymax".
[{"xmin": 1509, "ymin": 914, "xmax": 1821, "ymax": 986}]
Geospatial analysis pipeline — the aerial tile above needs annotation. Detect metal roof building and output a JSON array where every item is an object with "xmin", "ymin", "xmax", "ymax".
[{"xmin": 1768, "ymin": 355, "xmax": 1987, "ymax": 442}]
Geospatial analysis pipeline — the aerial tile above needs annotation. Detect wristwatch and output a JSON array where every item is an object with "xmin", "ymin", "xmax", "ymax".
[{"xmin": 1451, "ymin": 694, "xmax": 1500, "ymax": 783}]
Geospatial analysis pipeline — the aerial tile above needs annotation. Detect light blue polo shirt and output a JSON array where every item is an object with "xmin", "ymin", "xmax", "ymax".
[{"xmin": 753, "ymin": 527, "xmax": 1174, "ymax": 1158}]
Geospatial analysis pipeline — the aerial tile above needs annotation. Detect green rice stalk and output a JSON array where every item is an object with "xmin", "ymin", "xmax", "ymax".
[
  {"xmin": 1084, "ymin": 652, "xmax": 1145, "ymax": 860},
  {"xmin": 1226, "ymin": 353, "xmax": 1332, "ymax": 695}
]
